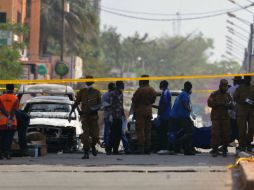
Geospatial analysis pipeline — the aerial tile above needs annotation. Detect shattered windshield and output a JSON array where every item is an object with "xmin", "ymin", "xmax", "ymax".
[{"xmin": 26, "ymin": 103, "xmax": 71, "ymax": 113}]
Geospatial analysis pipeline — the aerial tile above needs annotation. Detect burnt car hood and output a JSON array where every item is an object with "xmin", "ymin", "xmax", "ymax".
[
  {"xmin": 30, "ymin": 118, "xmax": 74, "ymax": 127},
  {"xmin": 29, "ymin": 112, "xmax": 82, "ymax": 135}
]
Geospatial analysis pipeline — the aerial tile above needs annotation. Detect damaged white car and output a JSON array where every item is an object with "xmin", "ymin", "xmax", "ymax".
[{"xmin": 22, "ymin": 96, "xmax": 83, "ymax": 152}]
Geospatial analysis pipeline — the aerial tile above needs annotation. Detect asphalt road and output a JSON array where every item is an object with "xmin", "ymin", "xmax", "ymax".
[{"xmin": 0, "ymin": 149, "xmax": 242, "ymax": 190}]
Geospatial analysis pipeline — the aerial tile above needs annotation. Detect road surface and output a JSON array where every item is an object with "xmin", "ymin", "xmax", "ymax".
[{"xmin": 0, "ymin": 150, "xmax": 242, "ymax": 190}]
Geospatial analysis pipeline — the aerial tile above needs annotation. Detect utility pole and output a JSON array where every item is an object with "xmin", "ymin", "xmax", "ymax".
[
  {"xmin": 248, "ymin": 24, "xmax": 253, "ymax": 72},
  {"xmin": 55, "ymin": 0, "xmax": 69, "ymax": 79},
  {"xmin": 172, "ymin": 12, "xmax": 181, "ymax": 36},
  {"xmin": 176, "ymin": 12, "xmax": 181, "ymax": 36},
  {"xmin": 60, "ymin": 0, "xmax": 65, "ymax": 62}
]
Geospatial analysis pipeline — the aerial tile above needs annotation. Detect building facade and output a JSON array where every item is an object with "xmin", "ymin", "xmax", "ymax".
[{"xmin": 0, "ymin": 0, "xmax": 26, "ymax": 24}]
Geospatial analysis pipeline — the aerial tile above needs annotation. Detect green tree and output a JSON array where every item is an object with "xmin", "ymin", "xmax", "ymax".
[
  {"xmin": 100, "ymin": 27, "xmax": 151, "ymax": 76},
  {"xmin": 101, "ymin": 28, "xmax": 241, "ymax": 88},
  {"xmin": 0, "ymin": 23, "xmax": 27, "ymax": 80},
  {"xmin": 40, "ymin": 0, "xmax": 105, "ymax": 77},
  {"xmin": 100, "ymin": 26, "xmax": 121, "ymax": 69},
  {"xmin": 40, "ymin": 0, "xmax": 100, "ymax": 56}
]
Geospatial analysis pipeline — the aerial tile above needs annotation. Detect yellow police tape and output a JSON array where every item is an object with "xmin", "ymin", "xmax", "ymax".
[
  {"xmin": 0, "ymin": 88, "xmax": 215, "ymax": 93},
  {"xmin": 0, "ymin": 73, "xmax": 253, "ymax": 85},
  {"xmin": 98, "ymin": 89, "xmax": 215, "ymax": 93}
]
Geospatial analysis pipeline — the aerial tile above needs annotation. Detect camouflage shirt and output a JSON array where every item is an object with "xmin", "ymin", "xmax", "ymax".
[
  {"xmin": 109, "ymin": 89, "xmax": 124, "ymax": 119},
  {"xmin": 132, "ymin": 85, "xmax": 157, "ymax": 117},
  {"xmin": 234, "ymin": 84, "xmax": 254, "ymax": 116},
  {"xmin": 75, "ymin": 87, "xmax": 101, "ymax": 115},
  {"xmin": 207, "ymin": 90, "xmax": 232, "ymax": 120}
]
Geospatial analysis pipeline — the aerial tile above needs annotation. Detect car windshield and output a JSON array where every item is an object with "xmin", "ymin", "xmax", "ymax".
[{"xmin": 26, "ymin": 103, "xmax": 71, "ymax": 113}]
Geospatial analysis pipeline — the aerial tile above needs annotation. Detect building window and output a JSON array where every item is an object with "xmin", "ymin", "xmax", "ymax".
[{"xmin": 0, "ymin": 12, "xmax": 7, "ymax": 23}]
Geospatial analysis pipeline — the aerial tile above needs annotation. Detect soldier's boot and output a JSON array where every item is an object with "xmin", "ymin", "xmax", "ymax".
[
  {"xmin": 211, "ymin": 148, "xmax": 218, "ymax": 157},
  {"xmin": 4, "ymin": 153, "xmax": 11, "ymax": 160},
  {"xmin": 134, "ymin": 145, "xmax": 145, "ymax": 154},
  {"xmin": 92, "ymin": 146, "xmax": 98, "ymax": 156},
  {"xmin": 82, "ymin": 150, "xmax": 89, "ymax": 159},
  {"xmin": 105, "ymin": 147, "xmax": 112, "ymax": 155}
]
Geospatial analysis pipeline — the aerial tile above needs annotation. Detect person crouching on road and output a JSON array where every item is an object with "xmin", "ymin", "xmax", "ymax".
[
  {"xmin": 106, "ymin": 81, "xmax": 125, "ymax": 155},
  {"xmin": 0, "ymin": 84, "xmax": 19, "ymax": 160},
  {"xmin": 69, "ymin": 76, "xmax": 101, "ymax": 159},
  {"xmin": 208, "ymin": 79, "xmax": 233, "ymax": 157}
]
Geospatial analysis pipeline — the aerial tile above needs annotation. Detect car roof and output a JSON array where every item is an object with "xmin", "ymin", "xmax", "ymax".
[
  {"xmin": 171, "ymin": 90, "xmax": 181, "ymax": 96},
  {"xmin": 17, "ymin": 84, "xmax": 74, "ymax": 95},
  {"xmin": 25, "ymin": 96, "xmax": 73, "ymax": 104}
]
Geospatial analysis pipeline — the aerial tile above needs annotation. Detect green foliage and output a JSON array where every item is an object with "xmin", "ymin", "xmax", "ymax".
[
  {"xmin": 40, "ymin": 0, "xmax": 105, "ymax": 77},
  {"xmin": 40, "ymin": 0, "xmax": 100, "ymax": 57},
  {"xmin": 100, "ymin": 27, "xmax": 241, "ymax": 84},
  {"xmin": 39, "ymin": 1, "xmax": 241, "ymax": 83},
  {"xmin": 0, "ymin": 47, "xmax": 22, "ymax": 80},
  {"xmin": 0, "ymin": 23, "xmax": 27, "ymax": 80},
  {"xmin": 0, "ymin": 23, "xmax": 28, "ymax": 35}
]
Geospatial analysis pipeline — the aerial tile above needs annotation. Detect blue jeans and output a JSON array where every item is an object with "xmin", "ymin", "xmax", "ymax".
[
  {"xmin": 103, "ymin": 118, "xmax": 111, "ymax": 147},
  {"xmin": 122, "ymin": 130, "xmax": 129, "ymax": 152}
]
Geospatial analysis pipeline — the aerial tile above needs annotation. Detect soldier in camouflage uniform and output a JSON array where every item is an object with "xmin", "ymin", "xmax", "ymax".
[
  {"xmin": 208, "ymin": 79, "xmax": 233, "ymax": 157},
  {"xmin": 70, "ymin": 76, "xmax": 101, "ymax": 159},
  {"xmin": 234, "ymin": 76, "xmax": 254, "ymax": 152},
  {"xmin": 132, "ymin": 75, "xmax": 157, "ymax": 154}
]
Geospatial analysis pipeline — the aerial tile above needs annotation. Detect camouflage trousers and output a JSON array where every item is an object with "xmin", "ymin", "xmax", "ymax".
[
  {"xmin": 211, "ymin": 119, "xmax": 230, "ymax": 148},
  {"xmin": 81, "ymin": 115, "xmax": 99, "ymax": 151},
  {"xmin": 237, "ymin": 115, "xmax": 254, "ymax": 148},
  {"xmin": 135, "ymin": 114, "xmax": 152, "ymax": 152}
]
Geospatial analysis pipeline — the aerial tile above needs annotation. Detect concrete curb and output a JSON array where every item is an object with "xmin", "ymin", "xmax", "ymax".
[{"xmin": 239, "ymin": 161, "xmax": 254, "ymax": 190}]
